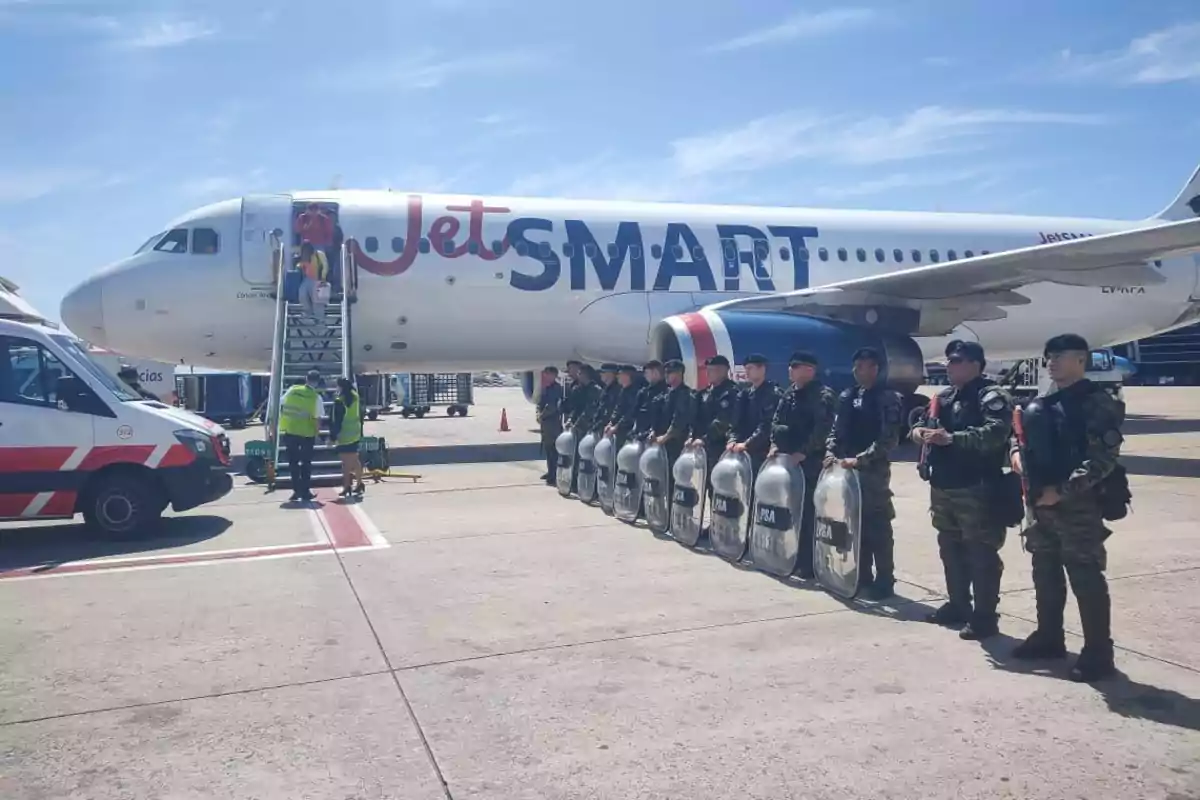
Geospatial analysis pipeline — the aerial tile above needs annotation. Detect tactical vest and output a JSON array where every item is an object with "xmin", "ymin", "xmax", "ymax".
[
  {"xmin": 926, "ymin": 379, "xmax": 1005, "ymax": 489},
  {"xmin": 834, "ymin": 386, "xmax": 882, "ymax": 456},
  {"xmin": 279, "ymin": 385, "xmax": 320, "ymax": 438},
  {"xmin": 336, "ymin": 392, "xmax": 362, "ymax": 446}
]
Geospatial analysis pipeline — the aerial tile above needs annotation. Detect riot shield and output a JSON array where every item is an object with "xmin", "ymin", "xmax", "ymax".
[
  {"xmin": 554, "ymin": 430, "xmax": 577, "ymax": 498},
  {"xmin": 670, "ymin": 446, "xmax": 708, "ymax": 548},
  {"xmin": 594, "ymin": 434, "xmax": 617, "ymax": 516},
  {"xmin": 576, "ymin": 433, "xmax": 598, "ymax": 505},
  {"xmin": 613, "ymin": 439, "xmax": 645, "ymax": 522},
  {"xmin": 639, "ymin": 444, "xmax": 671, "ymax": 535},
  {"xmin": 708, "ymin": 450, "xmax": 754, "ymax": 563},
  {"xmin": 748, "ymin": 454, "xmax": 806, "ymax": 577},
  {"xmin": 812, "ymin": 463, "xmax": 863, "ymax": 599}
]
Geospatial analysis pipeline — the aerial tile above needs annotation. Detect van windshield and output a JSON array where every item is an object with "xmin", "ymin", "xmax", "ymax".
[{"xmin": 49, "ymin": 335, "xmax": 142, "ymax": 401}]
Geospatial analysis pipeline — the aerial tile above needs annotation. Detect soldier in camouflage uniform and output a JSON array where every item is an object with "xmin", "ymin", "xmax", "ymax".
[
  {"xmin": 824, "ymin": 347, "xmax": 903, "ymax": 601},
  {"xmin": 1010, "ymin": 333, "xmax": 1124, "ymax": 682},
  {"xmin": 769, "ymin": 350, "xmax": 837, "ymax": 579},
  {"xmin": 911, "ymin": 340, "xmax": 1012, "ymax": 640}
]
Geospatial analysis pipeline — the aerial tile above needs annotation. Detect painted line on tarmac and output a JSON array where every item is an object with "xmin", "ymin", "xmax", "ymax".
[{"xmin": 309, "ymin": 489, "xmax": 389, "ymax": 551}]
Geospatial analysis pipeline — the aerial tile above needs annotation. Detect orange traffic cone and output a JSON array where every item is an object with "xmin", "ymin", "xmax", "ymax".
[{"xmin": 499, "ymin": 408, "xmax": 510, "ymax": 432}]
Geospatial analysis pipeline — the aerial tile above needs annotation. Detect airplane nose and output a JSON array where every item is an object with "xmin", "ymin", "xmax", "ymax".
[{"xmin": 60, "ymin": 278, "xmax": 106, "ymax": 345}]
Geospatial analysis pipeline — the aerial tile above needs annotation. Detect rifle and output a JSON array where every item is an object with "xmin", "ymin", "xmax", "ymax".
[
  {"xmin": 1011, "ymin": 405, "xmax": 1036, "ymax": 530},
  {"xmin": 916, "ymin": 395, "xmax": 940, "ymax": 481}
]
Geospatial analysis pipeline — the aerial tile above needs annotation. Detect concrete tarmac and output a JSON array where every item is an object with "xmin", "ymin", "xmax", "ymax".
[{"xmin": 1, "ymin": 387, "xmax": 1197, "ymax": 799}]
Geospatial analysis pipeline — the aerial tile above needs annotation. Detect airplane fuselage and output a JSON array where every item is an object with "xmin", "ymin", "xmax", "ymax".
[{"xmin": 62, "ymin": 190, "xmax": 1200, "ymax": 374}]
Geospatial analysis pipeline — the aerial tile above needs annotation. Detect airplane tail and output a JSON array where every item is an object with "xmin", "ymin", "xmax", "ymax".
[{"xmin": 1152, "ymin": 162, "xmax": 1200, "ymax": 221}]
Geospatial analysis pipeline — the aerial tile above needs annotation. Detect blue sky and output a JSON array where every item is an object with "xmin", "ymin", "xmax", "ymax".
[{"xmin": 1, "ymin": 0, "xmax": 1198, "ymax": 320}]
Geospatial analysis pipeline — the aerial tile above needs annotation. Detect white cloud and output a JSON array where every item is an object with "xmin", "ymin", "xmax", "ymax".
[
  {"xmin": 812, "ymin": 169, "xmax": 988, "ymax": 200},
  {"xmin": 181, "ymin": 168, "xmax": 267, "ymax": 199},
  {"xmin": 338, "ymin": 49, "xmax": 545, "ymax": 91},
  {"xmin": 0, "ymin": 167, "xmax": 121, "ymax": 204},
  {"xmin": 114, "ymin": 19, "xmax": 216, "ymax": 49},
  {"xmin": 1049, "ymin": 21, "xmax": 1200, "ymax": 85},
  {"xmin": 670, "ymin": 106, "xmax": 1107, "ymax": 175},
  {"xmin": 707, "ymin": 8, "xmax": 879, "ymax": 53}
]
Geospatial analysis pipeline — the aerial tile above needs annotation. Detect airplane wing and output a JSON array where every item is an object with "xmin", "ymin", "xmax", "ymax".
[{"xmin": 704, "ymin": 216, "xmax": 1200, "ymax": 337}]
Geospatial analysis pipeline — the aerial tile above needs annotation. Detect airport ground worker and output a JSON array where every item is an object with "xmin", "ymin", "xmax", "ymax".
[
  {"xmin": 279, "ymin": 370, "xmax": 323, "ymax": 502},
  {"xmin": 331, "ymin": 377, "xmax": 366, "ymax": 498}
]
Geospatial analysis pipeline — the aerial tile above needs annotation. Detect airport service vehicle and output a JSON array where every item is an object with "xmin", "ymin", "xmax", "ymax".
[
  {"xmin": 999, "ymin": 347, "xmax": 1128, "ymax": 406},
  {"xmin": 0, "ymin": 316, "xmax": 233, "ymax": 537},
  {"xmin": 62, "ymin": 164, "xmax": 1200, "ymax": 420}
]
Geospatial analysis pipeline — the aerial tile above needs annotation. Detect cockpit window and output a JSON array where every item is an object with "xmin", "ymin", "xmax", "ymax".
[
  {"xmin": 135, "ymin": 233, "xmax": 165, "ymax": 254},
  {"xmin": 153, "ymin": 228, "xmax": 188, "ymax": 254},
  {"xmin": 192, "ymin": 228, "xmax": 219, "ymax": 254}
]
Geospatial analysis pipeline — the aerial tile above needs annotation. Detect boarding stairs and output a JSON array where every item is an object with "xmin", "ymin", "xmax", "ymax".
[{"xmin": 264, "ymin": 239, "xmax": 358, "ymax": 491}]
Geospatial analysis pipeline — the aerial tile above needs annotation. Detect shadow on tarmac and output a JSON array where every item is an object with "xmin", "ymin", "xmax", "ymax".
[
  {"xmin": 0, "ymin": 515, "xmax": 232, "ymax": 574},
  {"xmin": 981, "ymin": 633, "xmax": 1200, "ymax": 733}
]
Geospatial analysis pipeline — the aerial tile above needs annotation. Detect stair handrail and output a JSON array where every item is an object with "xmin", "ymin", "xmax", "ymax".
[
  {"xmin": 341, "ymin": 239, "xmax": 355, "ymax": 381},
  {"xmin": 266, "ymin": 232, "xmax": 289, "ymax": 463}
]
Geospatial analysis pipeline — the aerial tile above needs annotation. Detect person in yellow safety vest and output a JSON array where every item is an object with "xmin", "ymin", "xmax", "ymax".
[
  {"xmin": 298, "ymin": 241, "xmax": 330, "ymax": 322},
  {"xmin": 331, "ymin": 376, "xmax": 366, "ymax": 497},
  {"xmin": 279, "ymin": 370, "xmax": 323, "ymax": 502}
]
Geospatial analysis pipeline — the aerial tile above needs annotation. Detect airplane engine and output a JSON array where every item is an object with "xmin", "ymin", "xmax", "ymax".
[{"xmin": 651, "ymin": 310, "xmax": 925, "ymax": 397}]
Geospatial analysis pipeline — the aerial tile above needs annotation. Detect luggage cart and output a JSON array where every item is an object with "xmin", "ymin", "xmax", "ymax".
[
  {"xmin": 355, "ymin": 372, "xmax": 390, "ymax": 420},
  {"xmin": 394, "ymin": 372, "xmax": 473, "ymax": 418}
]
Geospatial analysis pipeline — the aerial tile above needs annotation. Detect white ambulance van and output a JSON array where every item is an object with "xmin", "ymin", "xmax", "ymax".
[{"xmin": 0, "ymin": 316, "xmax": 233, "ymax": 537}]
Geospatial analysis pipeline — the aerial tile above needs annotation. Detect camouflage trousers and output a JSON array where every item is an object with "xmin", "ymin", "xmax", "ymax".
[
  {"xmin": 858, "ymin": 466, "xmax": 895, "ymax": 587},
  {"xmin": 1024, "ymin": 492, "xmax": 1113, "ymax": 647},
  {"xmin": 931, "ymin": 483, "xmax": 1005, "ymax": 622}
]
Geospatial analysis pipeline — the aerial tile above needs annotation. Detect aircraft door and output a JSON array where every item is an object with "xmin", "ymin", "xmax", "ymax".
[{"xmin": 240, "ymin": 194, "xmax": 294, "ymax": 286}]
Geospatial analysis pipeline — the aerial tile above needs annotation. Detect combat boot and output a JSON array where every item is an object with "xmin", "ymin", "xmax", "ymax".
[
  {"xmin": 928, "ymin": 534, "xmax": 972, "ymax": 626},
  {"xmin": 960, "ymin": 542, "xmax": 1003, "ymax": 640},
  {"xmin": 926, "ymin": 602, "xmax": 970, "ymax": 627},
  {"xmin": 1012, "ymin": 552, "xmax": 1068, "ymax": 659},
  {"xmin": 1067, "ymin": 564, "xmax": 1116, "ymax": 682}
]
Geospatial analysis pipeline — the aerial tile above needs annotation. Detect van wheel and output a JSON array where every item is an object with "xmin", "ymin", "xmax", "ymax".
[
  {"xmin": 367, "ymin": 409, "xmax": 379, "ymax": 421},
  {"xmin": 244, "ymin": 456, "xmax": 267, "ymax": 484},
  {"xmin": 82, "ymin": 473, "xmax": 163, "ymax": 539}
]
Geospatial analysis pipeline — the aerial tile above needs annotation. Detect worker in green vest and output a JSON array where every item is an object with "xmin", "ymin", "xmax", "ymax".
[
  {"xmin": 280, "ymin": 370, "xmax": 323, "ymax": 502},
  {"xmin": 331, "ymin": 376, "xmax": 366, "ymax": 497}
]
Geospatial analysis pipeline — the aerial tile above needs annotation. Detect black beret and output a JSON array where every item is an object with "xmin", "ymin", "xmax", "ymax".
[
  {"xmin": 743, "ymin": 353, "xmax": 768, "ymax": 365},
  {"xmin": 599, "ymin": 362, "xmax": 620, "ymax": 373},
  {"xmin": 663, "ymin": 359, "xmax": 685, "ymax": 373},
  {"xmin": 945, "ymin": 340, "xmax": 985, "ymax": 362},
  {"xmin": 1044, "ymin": 333, "xmax": 1090, "ymax": 357},
  {"xmin": 789, "ymin": 350, "xmax": 819, "ymax": 367},
  {"xmin": 618, "ymin": 364, "xmax": 639, "ymax": 373},
  {"xmin": 852, "ymin": 347, "xmax": 882, "ymax": 363},
  {"xmin": 706, "ymin": 355, "xmax": 730, "ymax": 367},
  {"xmin": 643, "ymin": 359, "xmax": 663, "ymax": 370}
]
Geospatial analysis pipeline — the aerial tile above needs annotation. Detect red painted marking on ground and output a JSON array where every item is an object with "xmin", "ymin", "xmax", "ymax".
[
  {"xmin": 316, "ymin": 491, "xmax": 371, "ymax": 549},
  {"xmin": 0, "ymin": 542, "xmax": 332, "ymax": 580}
]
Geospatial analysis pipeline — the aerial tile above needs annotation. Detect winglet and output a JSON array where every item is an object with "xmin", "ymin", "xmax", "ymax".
[{"xmin": 1153, "ymin": 162, "xmax": 1200, "ymax": 221}]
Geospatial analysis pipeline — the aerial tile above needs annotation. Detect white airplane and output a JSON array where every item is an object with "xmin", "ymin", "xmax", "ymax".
[{"xmin": 61, "ymin": 163, "xmax": 1200, "ymax": 413}]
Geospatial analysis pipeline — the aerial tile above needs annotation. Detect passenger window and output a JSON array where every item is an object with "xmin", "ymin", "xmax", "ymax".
[
  {"xmin": 514, "ymin": 242, "xmax": 528, "ymax": 256},
  {"xmin": 364, "ymin": 237, "xmax": 379, "ymax": 253},
  {"xmin": 818, "ymin": 247, "xmax": 829, "ymax": 261},
  {"xmin": 779, "ymin": 246, "xmax": 791, "ymax": 261},
  {"xmin": 492, "ymin": 240, "xmax": 505, "ymax": 255},
  {"xmin": 754, "ymin": 240, "xmax": 769, "ymax": 261},
  {"xmin": 586, "ymin": 243, "xmax": 598, "ymax": 258},
  {"xmin": 153, "ymin": 228, "xmax": 188, "ymax": 254},
  {"xmin": 893, "ymin": 248, "xmax": 903, "ymax": 263},
  {"xmin": 856, "ymin": 248, "xmax": 866, "ymax": 262},
  {"xmin": 539, "ymin": 242, "xmax": 551, "ymax": 259},
  {"xmin": 392, "ymin": 237, "xmax": 405, "ymax": 253},
  {"xmin": 911, "ymin": 250, "xmax": 922, "ymax": 263},
  {"xmin": 930, "ymin": 250, "xmax": 940, "ymax": 263},
  {"xmin": 837, "ymin": 248, "xmax": 848, "ymax": 262},
  {"xmin": 0, "ymin": 336, "xmax": 70, "ymax": 408},
  {"xmin": 419, "ymin": 238, "xmax": 431, "ymax": 254},
  {"xmin": 192, "ymin": 228, "xmax": 219, "ymax": 254},
  {"xmin": 563, "ymin": 243, "xmax": 575, "ymax": 258},
  {"xmin": 798, "ymin": 248, "xmax": 809, "ymax": 261},
  {"xmin": 672, "ymin": 245, "xmax": 684, "ymax": 259},
  {"xmin": 981, "ymin": 250, "xmax": 991, "ymax": 256},
  {"xmin": 651, "ymin": 244, "xmax": 663, "ymax": 259},
  {"xmin": 630, "ymin": 245, "xmax": 642, "ymax": 260},
  {"xmin": 442, "ymin": 239, "xmax": 455, "ymax": 255},
  {"xmin": 874, "ymin": 248, "xmax": 885, "ymax": 263},
  {"xmin": 607, "ymin": 243, "xmax": 619, "ymax": 258},
  {"xmin": 723, "ymin": 241, "xmax": 738, "ymax": 261},
  {"xmin": 964, "ymin": 250, "xmax": 975, "ymax": 258},
  {"xmin": 947, "ymin": 249, "xmax": 957, "ymax": 261},
  {"xmin": 468, "ymin": 240, "xmax": 480, "ymax": 255}
]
